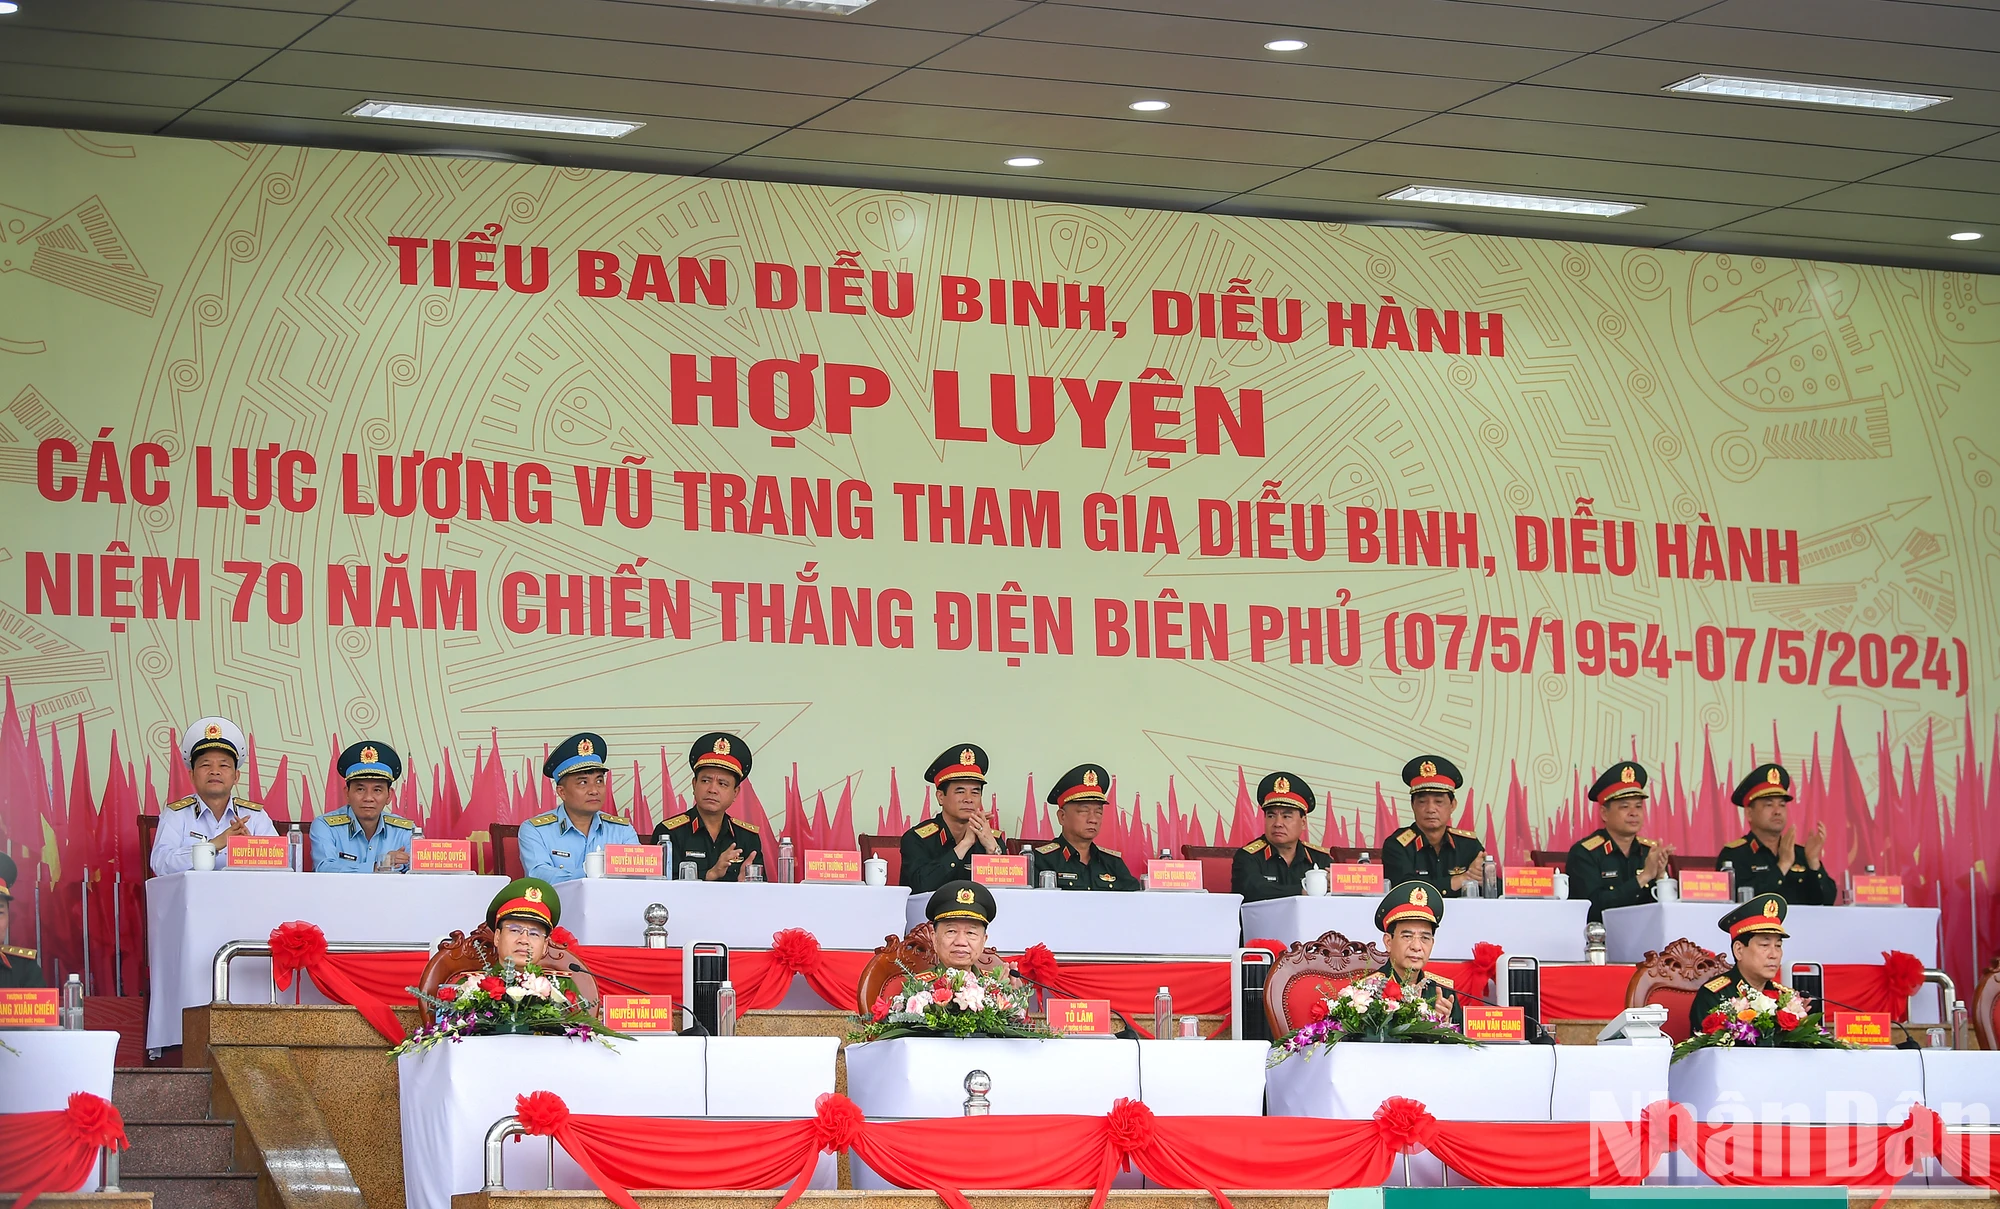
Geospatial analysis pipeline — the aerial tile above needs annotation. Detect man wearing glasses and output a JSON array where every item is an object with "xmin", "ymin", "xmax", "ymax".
[{"xmin": 1032, "ymin": 763, "xmax": 1140, "ymax": 891}]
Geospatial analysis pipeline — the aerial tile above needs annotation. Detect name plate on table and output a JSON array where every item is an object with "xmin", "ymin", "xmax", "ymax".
[
  {"xmin": 971, "ymin": 854, "xmax": 1030, "ymax": 886},
  {"xmin": 0, "ymin": 987, "xmax": 59, "ymax": 1028},
  {"xmin": 1501, "ymin": 867, "xmax": 1555, "ymax": 898},
  {"xmin": 1852, "ymin": 874, "xmax": 1904, "ymax": 906},
  {"xmin": 602, "ymin": 995, "xmax": 678, "ymax": 1033},
  {"xmin": 1461, "ymin": 1005, "xmax": 1527, "ymax": 1043},
  {"xmin": 1831, "ymin": 1011, "xmax": 1894, "ymax": 1046},
  {"xmin": 1145, "ymin": 859, "xmax": 1202, "ymax": 892},
  {"xmin": 409, "ymin": 838, "xmax": 472, "ymax": 873},
  {"xmin": 603, "ymin": 844, "xmax": 663, "ymax": 879},
  {"xmin": 1678, "ymin": 869, "xmax": 1733, "ymax": 902},
  {"xmin": 1045, "ymin": 998, "xmax": 1115, "ymax": 1036},
  {"xmin": 1328, "ymin": 863, "xmax": 1387, "ymax": 895},
  {"xmin": 225, "ymin": 835, "xmax": 288, "ymax": 869},
  {"xmin": 803, "ymin": 849, "xmax": 862, "ymax": 882}
]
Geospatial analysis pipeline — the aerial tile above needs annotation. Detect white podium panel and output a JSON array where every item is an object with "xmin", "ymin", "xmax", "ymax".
[
  {"xmin": 0, "ymin": 1029, "xmax": 119, "ymax": 1193},
  {"xmin": 564, "ymin": 879, "xmax": 910, "ymax": 950},
  {"xmin": 901, "ymin": 888, "xmax": 1243, "ymax": 956},
  {"xmin": 1241, "ymin": 896, "xmax": 1590, "ymax": 961}
]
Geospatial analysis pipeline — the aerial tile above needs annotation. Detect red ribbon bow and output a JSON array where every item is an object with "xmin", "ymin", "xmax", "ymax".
[
  {"xmin": 811, "ymin": 1092, "xmax": 865, "ymax": 1154},
  {"xmin": 515, "ymin": 1090, "xmax": 571, "ymax": 1137},
  {"xmin": 1373, "ymin": 1096, "xmax": 1437, "ymax": 1155},
  {"xmin": 770, "ymin": 928, "xmax": 823, "ymax": 975},
  {"xmin": 1879, "ymin": 950, "xmax": 1924, "ymax": 1023},
  {"xmin": 64, "ymin": 1092, "xmax": 128, "ymax": 1151},
  {"xmin": 1461, "ymin": 941, "xmax": 1503, "ymax": 1000},
  {"xmin": 268, "ymin": 921, "xmax": 328, "ymax": 992},
  {"xmin": 1015, "ymin": 943, "xmax": 1060, "ymax": 985},
  {"xmin": 1104, "ymin": 1097, "xmax": 1157, "ymax": 1162}
]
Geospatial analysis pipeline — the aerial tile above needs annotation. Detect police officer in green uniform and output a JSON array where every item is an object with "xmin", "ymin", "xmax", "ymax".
[
  {"xmin": 1564, "ymin": 760, "xmax": 1674, "ymax": 921},
  {"xmin": 481, "ymin": 876, "xmax": 589, "ymax": 993},
  {"xmin": 921, "ymin": 879, "xmax": 1010, "ymax": 976},
  {"xmin": 1373, "ymin": 879, "xmax": 1461, "ymax": 1028},
  {"xmin": 1718, "ymin": 765, "xmax": 1838, "ymax": 904},
  {"xmin": 1687, "ymin": 892, "xmax": 1794, "ymax": 1040},
  {"xmin": 1033, "ymin": 763, "xmax": 1141, "ymax": 891},
  {"xmin": 651, "ymin": 732, "xmax": 764, "ymax": 882},
  {"xmin": 1382, "ymin": 755, "xmax": 1487, "ymax": 898},
  {"xmin": 1231, "ymin": 772, "xmax": 1334, "ymax": 902},
  {"xmin": 899, "ymin": 744, "xmax": 1005, "ymax": 892},
  {"xmin": 0, "ymin": 853, "xmax": 44, "ymax": 989}
]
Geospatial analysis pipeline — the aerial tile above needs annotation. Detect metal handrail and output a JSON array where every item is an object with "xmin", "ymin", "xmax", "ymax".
[{"xmin": 211, "ymin": 938, "xmax": 433, "ymax": 1003}]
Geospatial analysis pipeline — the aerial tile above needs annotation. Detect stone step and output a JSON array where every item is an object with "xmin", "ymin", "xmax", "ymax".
[
  {"xmin": 113, "ymin": 1066, "xmax": 212, "ymax": 1122},
  {"xmin": 122, "ymin": 1172, "xmax": 259, "ymax": 1209},
  {"xmin": 122, "ymin": 1120, "xmax": 235, "ymax": 1175}
]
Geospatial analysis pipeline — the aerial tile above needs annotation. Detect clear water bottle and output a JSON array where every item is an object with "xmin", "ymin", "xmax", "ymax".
[
  {"xmin": 1153, "ymin": 985, "xmax": 1172, "ymax": 1039},
  {"xmin": 286, "ymin": 824, "xmax": 303, "ymax": 872},
  {"xmin": 715, "ymin": 980, "xmax": 737, "ymax": 1036},
  {"xmin": 62, "ymin": 973, "xmax": 84, "ymax": 1030},
  {"xmin": 1483, "ymin": 857, "xmax": 1500, "ymax": 899},
  {"xmin": 777, "ymin": 835, "xmax": 795, "ymax": 884}
]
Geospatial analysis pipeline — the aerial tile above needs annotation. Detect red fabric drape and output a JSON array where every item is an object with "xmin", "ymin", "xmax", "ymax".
[
  {"xmin": 1013, "ymin": 953, "xmax": 1233, "ymax": 1038},
  {"xmin": 1658, "ymin": 1103, "xmax": 1986, "ymax": 1205},
  {"xmin": 0, "ymin": 1092, "xmax": 129, "ymax": 1208},
  {"xmin": 269, "ymin": 922, "xmax": 408, "ymax": 1043}
]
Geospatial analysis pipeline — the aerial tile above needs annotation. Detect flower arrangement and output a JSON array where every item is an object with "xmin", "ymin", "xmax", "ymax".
[
  {"xmin": 1269, "ymin": 972, "xmax": 1476, "ymax": 1065},
  {"xmin": 849, "ymin": 964, "xmax": 1054, "ymax": 1042},
  {"xmin": 391, "ymin": 959, "xmax": 625, "ymax": 1057},
  {"xmin": 1671, "ymin": 983, "xmax": 1855, "ymax": 1062}
]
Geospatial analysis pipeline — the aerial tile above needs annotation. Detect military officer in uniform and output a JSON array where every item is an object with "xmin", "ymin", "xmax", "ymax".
[
  {"xmin": 1564, "ymin": 761, "xmax": 1674, "ymax": 921},
  {"xmin": 1719, "ymin": 764, "xmax": 1838, "ymax": 904},
  {"xmin": 923, "ymin": 880, "xmax": 1009, "ymax": 977},
  {"xmin": 1373, "ymin": 879, "xmax": 1461, "ymax": 1027},
  {"xmin": 150, "ymin": 716, "xmax": 279, "ymax": 876},
  {"xmin": 1231, "ymin": 772, "xmax": 1334, "ymax": 902},
  {"xmin": 310, "ymin": 741, "xmax": 417, "ymax": 873},
  {"xmin": 1687, "ymin": 893, "xmax": 1794, "ymax": 1040},
  {"xmin": 899, "ymin": 744, "xmax": 1005, "ymax": 892},
  {"xmin": 1381, "ymin": 755, "xmax": 1486, "ymax": 897},
  {"xmin": 484, "ymin": 876, "xmax": 566, "ymax": 969},
  {"xmin": 1033, "ymin": 763, "xmax": 1140, "ymax": 891},
  {"xmin": 0, "ymin": 853, "xmax": 45, "ymax": 988},
  {"xmin": 651, "ymin": 732, "xmax": 764, "ymax": 882},
  {"xmin": 518, "ymin": 732, "xmax": 638, "ymax": 882}
]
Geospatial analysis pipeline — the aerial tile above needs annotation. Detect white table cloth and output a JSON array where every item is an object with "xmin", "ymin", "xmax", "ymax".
[
  {"xmin": 1603, "ymin": 903, "xmax": 1942, "ymax": 1022},
  {"xmin": 1669, "ymin": 1046, "xmax": 1927, "ymax": 1124},
  {"xmin": 563, "ymin": 879, "xmax": 910, "ymax": 950},
  {"xmin": 396, "ymin": 1034, "xmax": 838, "ymax": 1209},
  {"xmin": 1240, "ymin": 896, "xmax": 1592, "ymax": 961},
  {"xmin": 1265, "ymin": 1039, "xmax": 1668, "ymax": 1122},
  {"xmin": 145, "ymin": 869, "xmax": 508, "ymax": 1049},
  {"xmin": 0, "ymin": 1030, "xmax": 118, "ymax": 1192},
  {"xmin": 1918, "ymin": 1051, "xmax": 2000, "ymax": 1126},
  {"xmin": 900, "ymin": 888, "xmax": 1243, "ymax": 956},
  {"xmin": 844, "ymin": 1036, "xmax": 1266, "ymax": 1190}
]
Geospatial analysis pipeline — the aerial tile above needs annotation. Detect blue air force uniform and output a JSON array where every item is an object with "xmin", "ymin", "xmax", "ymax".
[
  {"xmin": 518, "ymin": 732, "xmax": 636, "ymax": 882},
  {"xmin": 309, "ymin": 741, "xmax": 416, "ymax": 873}
]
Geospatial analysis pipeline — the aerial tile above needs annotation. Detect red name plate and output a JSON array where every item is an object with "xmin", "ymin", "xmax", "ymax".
[
  {"xmin": 1328, "ymin": 863, "xmax": 1387, "ymax": 895},
  {"xmin": 1678, "ymin": 869, "xmax": 1733, "ymax": 902},
  {"xmin": 803, "ymin": 849, "xmax": 862, "ymax": 883},
  {"xmin": 1461, "ymin": 1005, "xmax": 1527, "ymax": 1042},
  {"xmin": 1502, "ymin": 867, "xmax": 1555, "ymax": 898},
  {"xmin": 970, "ymin": 854, "xmax": 1030, "ymax": 886},
  {"xmin": 1831, "ymin": 1011, "xmax": 1894, "ymax": 1046},
  {"xmin": 1852, "ymin": 875, "xmax": 1904, "ymax": 906},
  {"xmin": 0, "ymin": 987, "xmax": 60, "ymax": 1028},
  {"xmin": 1145, "ymin": 859, "xmax": 1202, "ymax": 892},
  {"xmin": 1045, "ymin": 997, "xmax": 1115, "ymax": 1035},
  {"xmin": 409, "ymin": 838, "xmax": 472, "ymax": 873},
  {"xmin": 602, "ymin": 995, "xmax": 678, "ymax": 1033},
  {"xmin": 225, "ymin": 834, "xmax": 288, "ymax": 869},
  {"xmin": 603, "ymin": 844, "xmax": 663, "ymax": 878}
]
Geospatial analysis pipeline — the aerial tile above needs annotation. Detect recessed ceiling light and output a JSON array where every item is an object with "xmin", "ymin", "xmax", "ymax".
[
  {"xmin": 1949, "ymin": 231, "xmax": 1983, "ymax": 241},
  {"xmin": 682, "ymin": 0, "xmax": 876, "ymax": 11},
  {"xmin": 0, "ymin": 4, "xmax": 20, "ymax": 13},
  {"xmin": 1128, "ymin": 99, "xmax": 1171, "ymax": 112},
  {"xmin": 1264, "ymin": 38, "xmax": 1308, "ymax": 51},
  {"xmin": 1004, "ymin": 156, "xmax": 1043, "ymax": 168},
  {"xmin": 1665, "ymin": 74, "xmax": 1947, "ymax": 112},
  {"xmin": 1384, "ymin": 185, "xmax": 1643, "ymax": 217},
  {"xmin": 347, "ymin": 100, "xmax": 643, "ymax": 138}
]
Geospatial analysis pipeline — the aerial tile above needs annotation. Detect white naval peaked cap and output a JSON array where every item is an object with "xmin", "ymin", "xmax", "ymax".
[{"xmin": 181, "ymin": 716, "xmax": 247, "ymax": 767}]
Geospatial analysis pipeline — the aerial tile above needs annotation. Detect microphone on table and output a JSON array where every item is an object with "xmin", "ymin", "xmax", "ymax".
[
  {"xmin": 1791, "ymin": 961, "xmax": 1921, "ymax": 1049},
  {"xmin": 1448, "ymin": 981, "xmax": 1558, "ymax": 1046},
  {"xmin": 558, "ymin": 959, "xmax": 709, "ymax": 1036}
]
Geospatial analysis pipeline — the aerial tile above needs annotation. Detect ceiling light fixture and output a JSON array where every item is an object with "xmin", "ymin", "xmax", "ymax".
[
  {"xmin": 1384, "ymin": 185, "xmax": 1643, "ymax": 217},
  {"xmin": 0, "ymin": 4, "xmax": 20, "ymax": 13},
  {"xmin": 1665, "ymin": 73, "xmax": 1947, "ymax": 112},
  {"xmin": 346, "ymin": 100, "xmax": 643, "ymax": 138},
  {"xmin": 682, "ymin": 0, "xmax": 876, "ymax": 12},
  {"xmin": 1264, "ymin": 38, "xmax": 1308, "ymax": 51},
  {"xmin": 1128, "ymin": 99, "xmax": 1171, "ymax": 112},
  {"xmin": 1004, "ymin": 156, "xmax": 1043, "ymax": 168},
  {"xmin": 1949, "ymin": 231, "xmax": 1983, "ymax": 241}
]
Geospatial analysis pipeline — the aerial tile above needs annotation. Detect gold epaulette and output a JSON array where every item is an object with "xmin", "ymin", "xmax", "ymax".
[
  {"xmin": 165, "ymin": 795, "xmax": 197, "ymax": 812},
  {"xmin": 1, "ymin": 944, "xmax": 36, "ymax": 959},
  {"xmin": 1427, "ymin": 971, "xmax": 1454, "ymax": 989},
  {"xmin": 1100, "ymin": 846, "xmax": 1121, "ymax": 857},
  {"xmin": 1450, "ymin": 827, "xmax": 1478, "ymax": 839},
  {"xmin": 1581, "ymin": 835, "xmax": 1605, "ymax": 851},
  {"xmin": 1037, "ymin": 841, "xmax": 1060, "ymax": 854},
  {"xmin": 1704, "ymin": 975, "xmax": 1732, "ymax": 991},
  {"xmin": 1305, "ymin": 842, "xmax": 1329, "ymax": 854},
  {"xmin": 1721, "ymin": 837, "xmax": 1748, "ymax": 849},
  {"xmin": 526, "ymin": 812, "xmax": 559, "ymax": 826},
  {"xmin": 320, "ymin": 812, "xmax": 353, "ymax": 827},
  {"xmin": 601, "ymin": 812, "xmax": 630, "ymax": 826},
  {"xmin": 1242, "ymin": 839, "xmax": 1267, "ymax": 854},
  {"xmin": 735, "ymin": 818, "xmax": 759, "ymax": 833},
  {"xmin": 914, "ymin": 822, "xmax": 939, "ymax": 838},
  {"xmin": 384, "ymin": 816, "xmax": 415, "ymax": 830},
  {"xmin": 661, "ymin": 813, "xmax": 691, "ymax": 831},
  {"xmin": 236, "ymin": 798, "xmax": 266, "ymax": 812}
]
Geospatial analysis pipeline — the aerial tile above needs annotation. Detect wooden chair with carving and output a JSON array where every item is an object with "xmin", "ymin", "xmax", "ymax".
[
  {"xmin": 1625, "ymin": 937, "xmax": 1730, "ymax": 1043},
  {"xmin": 1972, "ymin": 952, "xmax": 2000, "ymax": 1052},
  {"xmin": 1263, "ymin": 929, "xmax": 1388, "ymax": 1038},
  {"xmin": 856, "ymin": 924, "xmax": 938, "ymax": 1013},
  {"xmin": 414, "ymin": 926, "xmax": 600, "ymax": 1026}
]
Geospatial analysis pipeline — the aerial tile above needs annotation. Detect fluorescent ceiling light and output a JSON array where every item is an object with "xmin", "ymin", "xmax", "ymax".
[
  {"xmin": 1265, "ymin": 39, "xmax": 1308, "ymax": 51},
  {"xmin": 1004, "ymin": 156, "xmax": 1043, "ymax": 168},
  {"xmin": 1128, "ymin": 99, "xmax": 1171, "ymax": 112},
  {"xmin": 347, "ymin": 100, "xmax": 643, "ymax": 138},
  {"xmin": 683, "ymin": 0, "xmax": 876, "ymax": 10},
  {"xmin": 1949, "ymin": 231, "xmax": 1983, "ymax": 241},
  {"xmin": 1665, "ymin": 74, "xmax": 1947, "ymax": 112},
  {"xmin": 1384, "ymin": 185, "xmax": 1642, "ymax": 217},
  {"xmin": 0, "ymin": 4, "xmax": 19, "ymax": 13}
]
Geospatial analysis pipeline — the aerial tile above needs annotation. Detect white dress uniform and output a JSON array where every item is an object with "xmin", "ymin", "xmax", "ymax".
[{"xmin": 150, "ymin": 715, "xmax": 276, "ymax": 876}]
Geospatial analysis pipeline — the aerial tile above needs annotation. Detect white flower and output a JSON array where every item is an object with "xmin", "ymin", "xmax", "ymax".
[
  {"xmin": 903, "ymin": 990, "xmax": 932, "ymax": 1012},
  {"xmin": 952, "ymin": 980, "xmax": 987, "ymax": 1011},
  {"xmin": 504, "ymin": 985, "xmax": 530, "ymax": 1002}
]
